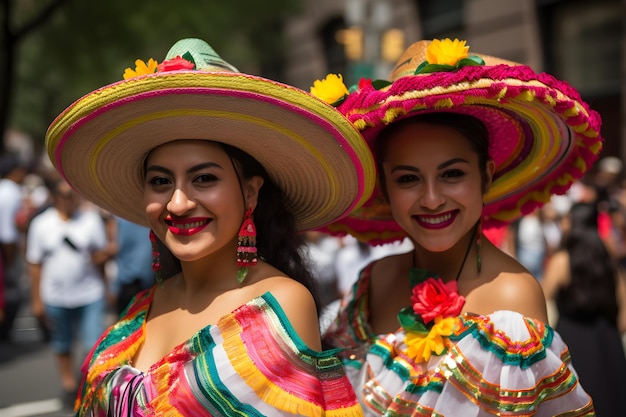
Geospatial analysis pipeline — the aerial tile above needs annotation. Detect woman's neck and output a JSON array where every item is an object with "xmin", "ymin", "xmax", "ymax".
[
  {"xmin": 412, "ymin": 231, "xmax": 477, "ymax": 282},
  {"xmin": 177, "ymin": 242, "xmax": 242, "ymax": 294}
]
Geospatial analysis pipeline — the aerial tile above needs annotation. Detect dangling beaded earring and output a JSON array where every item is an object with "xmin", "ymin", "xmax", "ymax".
[
  {"xmin": 149, "ymin": 230, "xmax": 163, "ymax": 286},
  {"xmin": 475, "ymin": 217, "xmax": 482, "ymax": 274},
  {"xmin": 236, "ymin": 207, "xmax": 257, "ymax": 284}
]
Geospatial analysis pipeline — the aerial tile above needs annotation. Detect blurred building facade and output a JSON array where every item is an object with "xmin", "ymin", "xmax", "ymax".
[{"xmin": 283, "ymin": 0, "xmax": 625, "ymax": 163}]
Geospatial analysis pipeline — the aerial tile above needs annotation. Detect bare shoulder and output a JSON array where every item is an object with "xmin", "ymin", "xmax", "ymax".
[
  {"xmin": 490, "ymin": 271, "xmax": 547, "ymax": 321},
  {"xmin": 252, "ymin": 275, "xmax": 322, "ymax": 350},
  {"xmin": 465, "ymin": 246, "xmax": 548, "ymax": 323}
]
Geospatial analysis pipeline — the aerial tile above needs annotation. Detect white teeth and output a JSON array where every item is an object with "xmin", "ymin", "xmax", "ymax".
[
  {"xmin": 172, "ymin": 220, "xmax": 206, "ymax": 229},
  {"xmin": 421, "ymin": 213, "xmax": 452, "ymax": 224}
]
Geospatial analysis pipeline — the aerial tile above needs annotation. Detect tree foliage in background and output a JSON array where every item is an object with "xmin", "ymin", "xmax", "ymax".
[{"xmin": 2, "ymin": 0, "xmax": 302, "ymax": 155}]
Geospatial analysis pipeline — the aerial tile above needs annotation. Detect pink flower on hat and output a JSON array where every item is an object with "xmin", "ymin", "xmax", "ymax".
[{"xmin": 157, "ymin": 56, "xmax": 195, "ymax": 72}]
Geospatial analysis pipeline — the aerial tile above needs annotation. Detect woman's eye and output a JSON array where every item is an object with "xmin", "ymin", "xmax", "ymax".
[
  {"xmin": 397, "ymin": 174, "xmax": 419, "ymax": 184},
  {"xmin": 148, "ymin": 176, "xmax": 170, "ymax": 186},
  {"xmin": 443, "ymin": 169, "xmax": 465, "ymax": 179},
  {"xmin": 194, "ymin": 173, "xmax": 218, "ymax": 183}
]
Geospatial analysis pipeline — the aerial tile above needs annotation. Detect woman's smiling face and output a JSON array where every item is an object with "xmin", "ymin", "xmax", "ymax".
[
  {"xmin": 381, "ymin": 121, "xmax": 493, "ymax": 252},
  {"xmin": 143, "ymin": 140, "xmax": 257, "ymax": 263}
]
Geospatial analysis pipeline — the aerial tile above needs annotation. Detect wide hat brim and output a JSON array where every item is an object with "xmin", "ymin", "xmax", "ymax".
[
  {"xmin": 46, "ymin": 71, "xmax": 375, "ymax": 230},
  {"xmin": 320, "ymin": 41, "xmax": 603, "ymax": 245}
]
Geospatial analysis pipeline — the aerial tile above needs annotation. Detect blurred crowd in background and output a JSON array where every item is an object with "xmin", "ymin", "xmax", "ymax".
[{"xmin": 2, "ymin": 147, "xmax": 626, "ymax": 408}]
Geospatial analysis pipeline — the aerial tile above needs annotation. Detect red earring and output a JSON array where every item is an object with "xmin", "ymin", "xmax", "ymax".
[
  {"xmin": 236, "ymin": 207, "xmax": 257, "ymax": 284},
  {"xmin": 149, "ymin": 230, "xmax": 163, "ymax": 286}
]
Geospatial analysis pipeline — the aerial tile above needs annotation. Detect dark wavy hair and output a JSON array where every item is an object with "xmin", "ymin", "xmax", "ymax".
[
  {"xmin": 558, "ymin": 202, "xmax": 619, "ymax": 323},
  {"xmin": 373, "ymin": 112, "xmax": 491, "ymax": 197},
  {"xmin": 152, "ymin": 141, "xmax": 318, "ymax": 307}
]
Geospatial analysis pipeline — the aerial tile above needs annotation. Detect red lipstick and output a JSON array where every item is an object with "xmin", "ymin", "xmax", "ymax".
[
  {"xmin": 165, "ymin": 217, "xmax": 210, "ymax": 236},
  {"xmin": 414, "ymin": 210, "xmax": 457, "ymax": 230}
]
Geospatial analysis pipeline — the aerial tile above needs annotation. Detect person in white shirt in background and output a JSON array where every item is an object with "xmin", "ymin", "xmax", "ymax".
[
  {"xmin": 26, "ymin": 178, "xmax": 114, "ymax": 407},
  {"xmin": 0, "ymin": 153, "xmax": 28, "ymax": 342}
]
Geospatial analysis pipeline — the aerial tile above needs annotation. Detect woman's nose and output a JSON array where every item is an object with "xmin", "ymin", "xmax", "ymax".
[
  {"xmin": 419, "ymin": 180, "xmax": 445, "ymax": 210},
  {"xmin": 166, "ymin": 188, "xmax": 196, "ymax": 214}
]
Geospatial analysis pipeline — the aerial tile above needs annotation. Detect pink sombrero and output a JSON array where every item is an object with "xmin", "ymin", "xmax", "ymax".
[
  {"xmin": 311, "ymin": 39, "xmax": 603, "ymax": 245},
  {"xmin": 45, "ymin": 38, "xmax": 376, "ymax": 230}
]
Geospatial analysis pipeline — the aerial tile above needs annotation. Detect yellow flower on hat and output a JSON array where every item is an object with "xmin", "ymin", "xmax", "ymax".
[
  {"xmin": 405, "ymin": 316, "xmax": 457, "ymax": 363},
  {"xmin": 123, "ymin": 58, "xmax": 158, "ymax": 80},
  {"xmin": 426, "ymin": 38, "xmax": 469, "ymax": 66},
  {"xmin": 310, "ymin": 74, "xmax": 349, "ymax": 105}
]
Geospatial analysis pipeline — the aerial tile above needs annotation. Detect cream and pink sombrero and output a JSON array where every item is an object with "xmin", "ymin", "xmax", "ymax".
[
  {"xmin": 45, "ymin": 38, "xmax": 375, "ymax": 230},
  {"xmin": 311, "ymin": 39, "xmax": 603, "ymax": 245}
]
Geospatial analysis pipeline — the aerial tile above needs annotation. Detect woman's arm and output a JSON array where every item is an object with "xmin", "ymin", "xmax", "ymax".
[{"xmin": 541, "ymin": 250, "xmax": 569, "ymax": 301}]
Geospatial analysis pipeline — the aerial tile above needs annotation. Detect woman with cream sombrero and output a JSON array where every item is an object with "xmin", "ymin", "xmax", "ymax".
[
  {"xmin": 46, "ymin": 38, "xmax": 375, "ymax": 416},
  {"xmin": 312, "ymin": 38, "xmax": 600, "ymax": 415}
]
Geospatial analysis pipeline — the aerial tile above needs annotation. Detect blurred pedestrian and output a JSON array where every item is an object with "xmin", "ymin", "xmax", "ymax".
[
  {"xmin": 25, "ymin": 178, "xmax": 112, "ymax": 407},
  {"xmin": 508, "ymin": 209, "xmax": 548, "ymax": 281},
  {"xmin": 304, "ymin": 230, "xmax": 342, "ymax": 307},
  {"xmin": 543, "ymin": 201, "xmax": 626, "ymax": 416},
  {"xmin": 110, "ymin": 217, "xmax": 154, "ymax": 315},
  {"xmin": 593, "ymin": 156, "xmax": 626, "ymax": 261},
  {"xmin": 0, "ymin": 153, "xmax": 28, "ymax": 342},
  {"xmin": 0, "ymin": 253, "xmax": 4, "ymax": 326}
]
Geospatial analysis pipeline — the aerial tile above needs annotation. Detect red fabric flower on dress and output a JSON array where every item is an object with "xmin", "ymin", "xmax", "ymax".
[{"xmin": 411, "ymin": 277, "xmax": 465, "ymax": 324}]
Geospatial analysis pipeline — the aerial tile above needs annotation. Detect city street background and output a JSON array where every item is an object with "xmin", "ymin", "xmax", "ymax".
[{"xmin": 0, "ymin": 302, "xmax": 113, "ymax": 417}]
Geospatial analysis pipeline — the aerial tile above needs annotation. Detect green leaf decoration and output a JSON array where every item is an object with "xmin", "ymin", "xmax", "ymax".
[
  {"xmin": 414, "ymin": 63, "xmax": 456, "ymax": 75},
  {"xmin": 371, "ymin": 79, "xmax": 392, "ymax": 90},
  {"xmin": 398, "ymin": 306, "xmax": 430, "ymax": 334},
  {"xmin": 181, "ymin": 51, "xmax": 197, "ymax": 70},
  {"xmin": 457, "ymin": 55, "xmax": 485, "ymax": 66},
  {"xmin": 330, "ymin": 95, "xmax": 348, "ymax": 107},
  {"xmin": 413, "ymin": 55, "xmax": 486, "ymax": 75}
]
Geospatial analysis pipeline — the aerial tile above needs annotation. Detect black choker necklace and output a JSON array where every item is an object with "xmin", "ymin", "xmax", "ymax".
[{"xmin": 411, "ymin": 225, "xmax": 476, "ymax": 282}]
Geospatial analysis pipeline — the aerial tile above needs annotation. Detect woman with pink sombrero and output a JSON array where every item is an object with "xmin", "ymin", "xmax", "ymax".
[
  {"xmin": 45, "ymin": 38, "xmax": 375, "ymax": 416},
  {"xmin": 312, "ymin": 38, "xmax": 600, "ymax": 415}
]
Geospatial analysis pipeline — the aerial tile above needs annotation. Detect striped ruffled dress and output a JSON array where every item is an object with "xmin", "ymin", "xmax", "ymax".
[
  {"xmin": 75, "ymin": 288, "xmax": 363, "ymax": 416},
  {"xmin": 323, "ymin": 262, "xmax": 596, "ymax": 416}
]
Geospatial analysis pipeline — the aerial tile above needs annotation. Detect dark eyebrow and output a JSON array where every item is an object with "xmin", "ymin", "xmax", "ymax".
[
  {"xmin": 145, "ymin": 162, "xmax": 223, "ymax": 176},
  {"xmin": 390, "ymin": 165, "xmax": 419, "ymax": 174},
  {"xmin": 438, "ymin": 158, "xmax": 470, "ymax": 169},
  {"xmin": 390, "ymin": 158, "xmax": 470, "ymax": 173}
]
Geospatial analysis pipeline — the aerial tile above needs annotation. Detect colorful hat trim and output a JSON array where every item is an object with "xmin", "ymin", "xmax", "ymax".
[
  {"xmin": 311, "ymin": 38, "xmax": 602, "ymax": 245},
  {"xmin": 46, "ymin": 38, "xmax": 376, "ymax": 231}
]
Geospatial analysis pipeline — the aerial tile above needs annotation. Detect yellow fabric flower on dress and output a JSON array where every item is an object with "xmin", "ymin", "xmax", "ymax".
[
  {"xmin": 426, "ymin": 38, "xmax": 469, "ymax": 66},
  {"xmin": 123, "ymin": 58, "xmax": 159, "ymax": 80},
  {"xmin": 310, "ymin": 74, "xmax": 349, "ymax": 105},
  {"xmin": 405, "ymin": 316, "xmax": 457, "ymax": 363}
]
